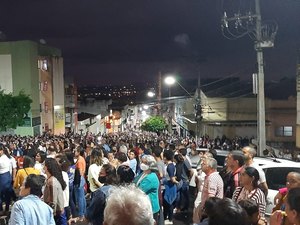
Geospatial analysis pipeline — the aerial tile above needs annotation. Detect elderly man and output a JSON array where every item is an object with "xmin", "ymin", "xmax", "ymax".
[
  {"xmin": 242, "ymin": 146, "xmax": 268, "ymax": 196},
  {"xmin": 103, "ymin": 185, "xmax": 155, "ymax": 225},
  {"xmin": 198, "ymin": 157, "xmax": 224, "ymax": 222}
]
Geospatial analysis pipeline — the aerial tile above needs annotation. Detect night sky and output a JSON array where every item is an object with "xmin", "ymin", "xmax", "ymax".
[{"xmin": 0, "ymin": 0, "xmax": 299, "ymax": 85}]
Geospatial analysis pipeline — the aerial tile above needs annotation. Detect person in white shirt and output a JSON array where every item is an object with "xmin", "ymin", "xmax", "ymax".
[
  {"xmin": 0, "ymin": 144, "xmax": 13, "ymax": 214},
  {"xmin": 56, "ymin": 155, "xmax": 71, "ymax": 220},
  {"xmin": 34, "ymin": 151, "xmax": 47, "ymax": 177},
  {"xmin": 242, "ymin": 146, "xmax": 268, "ymax": 196},
  {"xmin": 88, "ymin": 149, "xmax": 104, "ymax": 198}
]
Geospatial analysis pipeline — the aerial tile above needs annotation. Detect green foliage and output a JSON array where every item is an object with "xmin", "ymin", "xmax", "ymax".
[
  {"xmin": 0, "ymin": 89, "xmax": 32, "ymax": 131},
  {"xmin": 141, "ymin": 116, "xmax": 167, "ymax": 133}
]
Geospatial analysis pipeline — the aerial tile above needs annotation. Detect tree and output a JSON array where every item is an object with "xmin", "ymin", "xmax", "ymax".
[
  {"xmin": 141, "ymin": 116, "xmax": 167, "ymax": 133},
  {"xmin": 0, "ymin": 89, "xmax": 32, "ymax": 131}
]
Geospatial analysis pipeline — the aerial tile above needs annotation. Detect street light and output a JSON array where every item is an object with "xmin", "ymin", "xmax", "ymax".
[
  {"xmin": 164, "ymin": 75, "xmax": 202, "ymax": 139},
  {"xmin": 147, "ymin": 91, "xmax": 155, "ymax": 98},
  {"xmin": 164, "ymin": 75, "xmax": 177, "ymax": 134},
  {"xmin": 164, "ymin": 76, "xmax": 176, "ymax": 86},
  {"xmin": 164, "ymin": 75, "xmax": 193, "ymax": 98}
]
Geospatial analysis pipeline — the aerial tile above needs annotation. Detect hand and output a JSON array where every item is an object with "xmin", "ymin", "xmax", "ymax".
[
  {"xmin": 274, "ymin": 192, "xmax": 282, "ymax": 204},
  {"xmin": 257, "ymin": 217, "xmax": 268, "ymax": 225},
  {"xmin": 269, "ymin": 210, "xmax": 284, "ymax": 225}
]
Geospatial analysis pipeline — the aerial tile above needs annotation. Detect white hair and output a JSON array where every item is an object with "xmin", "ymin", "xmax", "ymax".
[
  {"xmin": 103, "ymin": 185, "xmax": 154, "ymax": 225},
  {"xmin": 119, "ymin": 145, "xmax": 128, "ymax": 154},
  {"xmin": 142, "ymin": 155, "xmax": 158, "ymax": 172},
  {"xmin": 205, "ymin": 157, "xmax": 218, "ymax": 170}
]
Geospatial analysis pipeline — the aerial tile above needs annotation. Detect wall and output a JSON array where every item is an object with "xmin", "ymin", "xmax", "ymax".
[
  {"xmin": 0, "ymin": 54, "xmax": 13, "ymax": 93},
  {"xmin": 266, "ymin": 97, "xmax": 296, "ymax": 143}
]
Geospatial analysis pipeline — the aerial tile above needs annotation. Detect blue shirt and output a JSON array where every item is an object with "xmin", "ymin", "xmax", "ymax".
[
  {"xmin": 9, "ymin": 195, "xmax": 55, "ymax": 225},
  {"xmin": 129, "ymin": 158, "xmax": 137, "ymax": 174}
]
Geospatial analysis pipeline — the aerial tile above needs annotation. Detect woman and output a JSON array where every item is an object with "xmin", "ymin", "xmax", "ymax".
[
  {"xmin": 162, "ymin": 150, "xmax": 179, "ymax": 223},
  {"xmin": 73, "ymin": 146, "xmax": 87, "ymax": 221},
  {"xmin": 173, "ymin": 153, "xmax": 185, "ymax": 212},
  {"xmin": 14, "ymin": 156, "xmax": 40, "ymax": 190},
  {"xmin": 56, "ymin": 155, "xmax": 71, "ymax": 222},
  {"xmin": 134, "ymin": 155, "xmax": 160, "ymax": 223},
  {"xmin": 0, "ymin": 145, "xmax": 12, "ymax": 215},
  {"xmin": 272, "ymin": 172, "xmax": 300, "ymax": 225},
  {"xmin": 84, "ymin": 164, "xmax": 118, "ymax": 225},
  {"xmin": 232, "ymin": 167, "xmax": 266, "ymax": 218},
  {"xmin": 34, "ymin": 151, "xmax": 47, "ymax": 176},
  {"xmin": 87, "ymin": 149, "xmax": 104, "ymax": 198},
  {"xmin": 270, "ymin": 187, "xmax": 300, "ymax": 225},
  {"xmin": 65, "ymin": 151, "xmax": 76, "ymax": 219},
  {"xmin": 9, "ymin": 174, "xmax": 55, "ymax": 225},
  {"xmin": 107, "ymin": 152, "xmax": 118, "ymax": 168},
  {"xmin": 128, "ymin": 149, "xmax": 138, "ymax": 174},
  {"xmin": 44, "ymin": 158, "xmax": 67, "ymax": 225}
]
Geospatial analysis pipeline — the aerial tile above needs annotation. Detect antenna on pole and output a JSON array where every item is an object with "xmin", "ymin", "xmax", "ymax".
[{"xmin": 220, "ymin": 0, "xmax": 277, "ymax": 156}]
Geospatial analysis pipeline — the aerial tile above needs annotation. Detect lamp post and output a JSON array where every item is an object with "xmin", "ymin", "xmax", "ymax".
[
  {"xmin": 164, "ymin": 75, "xmax": 202, "ymax": 138},
  {"xmin": 164, "ymin": 76, "xmax": 176, "ymax": 134}
]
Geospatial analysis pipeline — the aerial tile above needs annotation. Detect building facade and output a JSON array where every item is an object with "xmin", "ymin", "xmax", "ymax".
[{"xmin": 0, "ymin": 40, "xmax": 65, "ymax": 136}]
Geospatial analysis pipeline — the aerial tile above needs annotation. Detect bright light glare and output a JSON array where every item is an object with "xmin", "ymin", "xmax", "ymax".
[
  {"xmin": 143, "ymin": 105, "xmax": 149, "ymax": 110},
  {"xmin": 147, "ymin": 91, "xmax": 155, "ymax": 97},
  {"xmin": 165, "ymin": 76, "xmax": 176, "ymax": 85}
]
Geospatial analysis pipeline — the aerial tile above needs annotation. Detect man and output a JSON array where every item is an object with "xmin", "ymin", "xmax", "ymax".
[
  {"xmin": 224, "ymin": 150, "xmax": 245, "ymax": 198},
  {"xmin": 177, "ymin": 147, "xmax": 193, "ymax": 212},
  {"xmin": 198, "ymin": 157, "xmax": 224, "ymax": 221},
  {"xmin": 9, "ymin": 174, "xmax": 55, "ymax": 225},
  {"xmin": 242, "ymin": 146, "xmax": 268, "ymax": 196},
  {"xmin": 103, "ymin": 185, "xmax": 155, "ymax": 225}
]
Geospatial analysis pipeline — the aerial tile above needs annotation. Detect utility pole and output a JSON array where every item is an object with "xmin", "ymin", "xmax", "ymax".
[
  {"xmin": 255, "ymin": 0, "xmax": 266, "ymax": 156},
  {"xmin": 221, "ymin": 0, "xmax": 277, "ymax": 156},
  {"xmin": 158, "ymin": 72, "xmax": 162, "ymax": 116},
  {"xmin": 195, "ymin": 75, "xmax": 202, "ymax": 142}
]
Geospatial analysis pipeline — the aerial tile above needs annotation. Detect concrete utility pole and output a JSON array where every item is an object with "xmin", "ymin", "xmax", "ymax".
[
  {"xmin": 158, "ymin": 72, "xmax": 162, "ymax": 116},
  {"xmin": 221, "ymin": 0, "xmax": 277, "ymax": 156},
  {"xmin": 195, "ymin": 75, "xmax": 202, "ymax": 142},
  {"xmin": 255, "ymin": 0, "xmax": 266, "ymax": 156}
]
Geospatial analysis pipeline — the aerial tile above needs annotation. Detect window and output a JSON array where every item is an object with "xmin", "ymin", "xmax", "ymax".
[
  {"xmin": 275, "ymin": 126, "xmax": 293, "ymax": 137},
  {"xmin": 264, "ymin": 167, "xmax": 300, "ymax": 190}
]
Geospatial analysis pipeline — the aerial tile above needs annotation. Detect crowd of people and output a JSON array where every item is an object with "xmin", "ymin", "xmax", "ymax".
[{"xmin": 0, "ymin": 131, "xmax": 299, "ymax": 225}]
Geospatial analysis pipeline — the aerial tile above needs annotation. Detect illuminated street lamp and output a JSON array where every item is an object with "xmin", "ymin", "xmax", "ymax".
[
  {"xmin": 164, "ymin": 76, "xmax": 176, "ymax": 86},
  {"xmin": 164, "ymin": 75, "xmax": 202, "ymax": 139},
  {"xmin": 147, "ymin": 91, "xmax": 155, "ymax": 98}
]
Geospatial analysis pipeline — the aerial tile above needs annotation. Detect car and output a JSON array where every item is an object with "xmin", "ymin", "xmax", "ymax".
[
  {"xmin": 214, "ymin": 149, "xmax": 229, "ymax": 170},
  {"xmin": 213, "ymin": 150, "xmax": 300, "ymax": 216},
  {"xmin": 253, "ymin": 157, "xmax": 300, "ymax": 216}
]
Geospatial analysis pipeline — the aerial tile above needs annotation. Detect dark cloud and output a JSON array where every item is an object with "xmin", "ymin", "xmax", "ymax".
[{"xmin": 0, "ymin": 0, "xmax": 299, "ymax": 85}]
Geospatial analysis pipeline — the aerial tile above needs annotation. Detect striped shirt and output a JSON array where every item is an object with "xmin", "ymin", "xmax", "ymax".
[
  {"xmin": 200, "ymin": 171, "xmax": 224, "ymax": 209},
  {"xmin": 232, "ymin": 186, "xmax": 266, "ymax": 217}
]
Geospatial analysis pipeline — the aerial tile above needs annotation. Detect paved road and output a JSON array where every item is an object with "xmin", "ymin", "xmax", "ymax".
[{"xmin": 173, "ymin": 211, "xmax": 193, "ymax": 225}]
